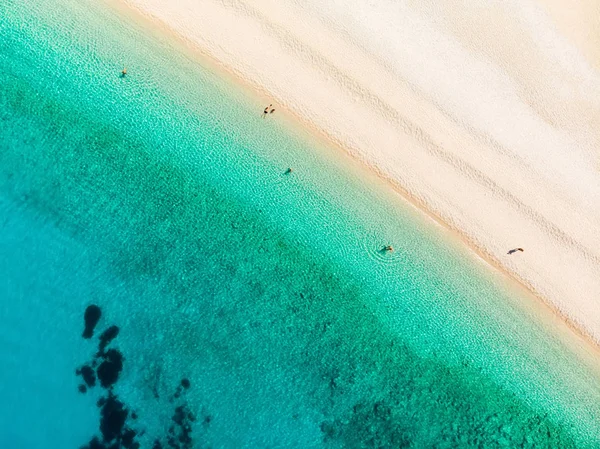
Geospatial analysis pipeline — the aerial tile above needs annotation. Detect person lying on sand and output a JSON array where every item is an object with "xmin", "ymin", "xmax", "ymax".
[{"xmin": 507, "ymin": 247, "xmax": 524, "ymax": 255}]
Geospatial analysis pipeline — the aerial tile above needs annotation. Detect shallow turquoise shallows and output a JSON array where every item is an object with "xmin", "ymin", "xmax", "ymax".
[{"xmin": 1, "ymin": 1, "xmax": 600, "ymax": 448}]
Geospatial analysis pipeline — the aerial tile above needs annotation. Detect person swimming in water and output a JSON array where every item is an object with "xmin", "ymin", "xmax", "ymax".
[
  {"xmin": 263, "ymin": 104, "xmax": 272, "ymax": 118},
  {"xmin": 121, "ymin": 67, "xmax": 127, "ymax": 77},
  {"xmin": 383, "ymin": 245, "xmax": 394, "ymax": 252}
]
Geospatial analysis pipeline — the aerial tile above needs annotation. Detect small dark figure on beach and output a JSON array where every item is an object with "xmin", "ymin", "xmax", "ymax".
[
  {"xmin": 263, "ymin": 104, "xmax": 272, "ymax": 118},
  {"xmin": 269, "ymin": 108, "xmax": 276, "ymax": 114},
  {"xmin": 507, "ymin": 247, "xmax": 524, "ymax": 255},
  {"xmin": 120, "ymin": 67, "xmax": 127, "ymax": 78}
]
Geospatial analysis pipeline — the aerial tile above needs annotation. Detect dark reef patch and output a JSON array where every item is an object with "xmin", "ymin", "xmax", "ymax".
[
  {"xmin": 77, "ymin": 364, "xmax": 96, "ymax": 387},
  {"xmin": 154, "ymin": 380, "xmax": 196, "ymax": 449},
  {"xmin": 99, "ymin": 393, "xmax": 129, "ymax": 442},
  {"xmin": 320, "ymin": 400, "xmax": 412, "ymax": 449},
  {"xmin": 170, "ymin": 378, "xmax": 192, "ymax": 403},
  {"xmin": 80, "ymin": 436, "xmax": 105, "ymax": 449},
  {"xmin": 77, "ymin": 308, "xmax": 141, "ymax": 449},
  {"xmin": 121, "ymin": 428, "xmax": 138, "ymax": 448},
  {"xmin": 83, "ymin": 305, "xmax": 102, "ymax": 339},
  {"xmin": 98, "ymin": 325, "xmax": 120, "ymax": 355},
  {"xmin": 97, "ymin": 348, "xmax": 124, "ymax": 388},
  {"xmin": 76, "ymin": 307, "xmax": 203, "ymax": 449},
  {"xmin": 310, "ymin": 328, "xmax": 582, "ymax": 449}
]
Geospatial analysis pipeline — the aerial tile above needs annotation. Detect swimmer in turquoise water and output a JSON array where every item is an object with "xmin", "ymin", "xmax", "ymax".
[{"xmin": 263, "ymin": 104, "xmax": 272, "ymax": 118}]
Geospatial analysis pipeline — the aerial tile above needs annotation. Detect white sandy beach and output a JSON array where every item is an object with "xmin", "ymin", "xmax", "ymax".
[{"xmin": 118, "ymin": 0, "xmax": 600, "ymax": 342}]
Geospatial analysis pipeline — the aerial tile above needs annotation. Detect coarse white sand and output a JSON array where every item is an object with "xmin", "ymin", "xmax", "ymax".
[{"xmin": 118, "ymin": 0, "xmax": 600, "ymax": 342}]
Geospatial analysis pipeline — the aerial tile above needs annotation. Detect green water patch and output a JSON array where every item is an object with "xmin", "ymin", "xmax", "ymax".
[{"xmin": 2, "ymin": 0, "xmax": 600, "ymax": 447}]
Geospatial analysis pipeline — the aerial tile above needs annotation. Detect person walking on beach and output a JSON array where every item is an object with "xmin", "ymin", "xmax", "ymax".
[
  {"xmin": 507, "ymin": 247, "xmax": 524, "ymax": 255},
  {"xmin": 263, "ymin": 104, "xmax": 272, "ymax": 118}
]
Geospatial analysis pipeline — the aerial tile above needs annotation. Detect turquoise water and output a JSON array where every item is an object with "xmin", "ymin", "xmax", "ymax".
[{"xmin": 2, "ymin": 0, "xmax": 600, "ymax": 447}]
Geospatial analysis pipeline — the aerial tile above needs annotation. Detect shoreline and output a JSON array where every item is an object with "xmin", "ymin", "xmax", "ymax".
[{"xmin": 105, "ymin": 0, "xmax": 600, "ymax": 364}]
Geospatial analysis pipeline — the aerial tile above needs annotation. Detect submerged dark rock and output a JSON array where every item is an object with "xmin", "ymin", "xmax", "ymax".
[
  {"xmin": 172, "ymin": 406, "xmax": 186, "ymax": 426},
  {"xmin": 98, "ymin": 325, "xmax": 120, "ymax": 355},
  {"xmin": 168, "ymin": 403, "xmax": 195, "ymax": 449},
  {"xmin": 100, "ymin": 393, "xmax": 128, "ymax": 442},
  {"xmin": 97, "ymin": 349, "xmax": 124, "ymax": 388},
  {"xmin": 78, "ymin": 309, "xmax": 142, "ymax": 448},
  {"xmin": 79, "ymin": 365, "xmax": 96, "ymax": 387},
  {"xmin": 121, "ymin": 428, "xmax": 137, "ymax": 448},
  {"xmin": 77, "ymin": 307, "xmax": 200, "ymax": 449},
  {"xmin": 80, "ymin": 436, "xmax": 105, "ymax": 449},
  {"xmin": 83, "ymin": 305, "xmax": 102, "ymax": 339},
  {"xmin": 178, "ymin": 431, "xmax": 192, "ymax": 445}
]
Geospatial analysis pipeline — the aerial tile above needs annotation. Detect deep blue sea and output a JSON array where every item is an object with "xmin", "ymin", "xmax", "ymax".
[{"xmin": 2, "ymin": 1, "xmax": 600, "ymax": 448}]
